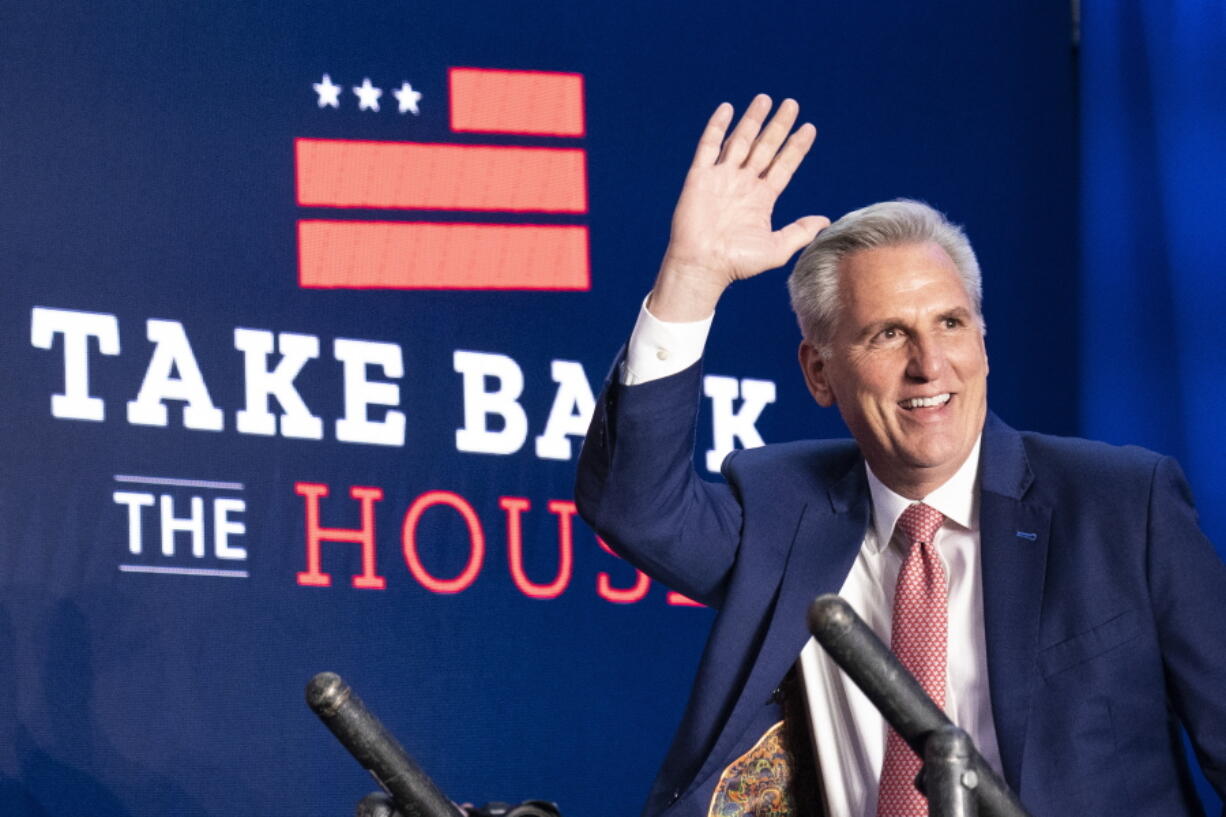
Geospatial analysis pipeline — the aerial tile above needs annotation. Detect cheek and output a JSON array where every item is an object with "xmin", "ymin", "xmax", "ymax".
[
  {"xmin": 952, "ymin": 342, "xmax": 989, "ymax": 379},
  {"xmin": 854, "ymin": 361, "xmax": 900, "ymax": 402},
  {"xmin": 829, "ymin": 351, "xmax": 902, "ymax": 407},
  {"xmin": 849, "ymin": 382, "xmax": 900, "ymax": 429}
]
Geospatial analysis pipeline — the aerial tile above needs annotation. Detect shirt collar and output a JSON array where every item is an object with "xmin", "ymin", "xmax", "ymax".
[{"xmin": 863, "ymin": 434, "xmax": 983, "ymax": 554}]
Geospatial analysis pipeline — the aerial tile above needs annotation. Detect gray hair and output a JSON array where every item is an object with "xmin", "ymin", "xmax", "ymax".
[{"xmin": 786, "ymin": 199, "xmax": 983, "ymax": 350}]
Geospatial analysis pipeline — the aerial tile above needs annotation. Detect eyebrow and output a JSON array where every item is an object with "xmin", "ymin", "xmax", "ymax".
[{"xmin": 938, "ymin": 306, "xmax": 975, "ymax": 323}]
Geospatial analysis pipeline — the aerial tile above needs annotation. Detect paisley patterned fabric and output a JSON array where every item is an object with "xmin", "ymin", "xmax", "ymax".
[{"xmin": 708, "ymin": 721, "xmax": 797, "ymax": 816}]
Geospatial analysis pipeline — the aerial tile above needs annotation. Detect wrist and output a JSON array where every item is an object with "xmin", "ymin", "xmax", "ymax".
[{"xmin": 648, "ymin": 255, "xmax": 728, "ymax": 322}]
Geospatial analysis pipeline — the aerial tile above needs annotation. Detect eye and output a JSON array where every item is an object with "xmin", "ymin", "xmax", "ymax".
[
  {"xmin": 942, "ymin": 316, "xmax": 964, "ymax": 329},
  {"xmin": 871, "ymin": 325, "xmax": 904, "ymax": 345}
]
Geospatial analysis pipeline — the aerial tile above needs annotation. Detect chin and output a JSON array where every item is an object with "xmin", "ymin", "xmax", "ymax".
[{"xmin": 899, "ymin": 440, "xmax": 966, "ymax": 472}]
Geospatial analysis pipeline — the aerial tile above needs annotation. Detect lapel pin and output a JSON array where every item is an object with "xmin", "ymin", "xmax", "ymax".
[{"xmin": 1015, "ymin": 531, "xmax": 1038, "ymax": 541}]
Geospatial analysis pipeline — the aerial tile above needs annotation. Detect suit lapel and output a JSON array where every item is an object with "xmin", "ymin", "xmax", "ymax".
[
  {"xmin": 978, "ymin": 414, "xmax": 1050, "ymax": 791},
  {"xmin": 692, "ymin": 460, "xmax": 871, "ymax": 791},
  {"xmin": 686, "ymin": 416, "xmax": 1049, "ymax": 802}
]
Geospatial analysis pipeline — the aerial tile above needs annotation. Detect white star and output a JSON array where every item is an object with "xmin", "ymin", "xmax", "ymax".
[
  {"xmin": 393, "ymin": 81, "xmax": 423, "ymax": 115},
  {"xmin": 313, "ymin": 73, "xmax": 342, "ymax": 108},
  {"xmin": 353, "ymin": 78, "xmax": 382, "ymax": 112}
]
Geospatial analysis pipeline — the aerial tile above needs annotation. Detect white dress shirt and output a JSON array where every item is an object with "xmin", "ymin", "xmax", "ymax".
[
  {"xmin": 622, "ymin": 297, "xmax": 714, "ymax": 385},
  {"xmin": 797, "ymin": 443, "xmax": 1003, "ymax": 816},
  {"xmin": 621, "ymin": 300, "xmax": 1003, "ymax": 816}
]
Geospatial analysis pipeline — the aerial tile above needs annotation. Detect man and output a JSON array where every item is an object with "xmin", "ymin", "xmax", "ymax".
[{"xmin": 575, "ymin": 95, "xmax": 1226, "ymax": 816}]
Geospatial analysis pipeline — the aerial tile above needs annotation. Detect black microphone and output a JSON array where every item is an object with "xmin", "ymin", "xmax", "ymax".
[
  {"xmin": 306, "ymin": 672, "xmax": 460, "ymax": 817},
  {"xmin": 807, "ymin": 594, "xmax": 1032, "ymax": 817}
]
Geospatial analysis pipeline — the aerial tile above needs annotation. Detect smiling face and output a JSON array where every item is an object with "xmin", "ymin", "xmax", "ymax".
[{"xmin": 799, "ymin": 241, "xmax": 988, "ymax": 499}]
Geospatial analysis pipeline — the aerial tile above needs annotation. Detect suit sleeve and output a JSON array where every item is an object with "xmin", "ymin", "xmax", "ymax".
[
  {"xmin": 1146, "ymin": 455, "xmax": 1226, "ymax": 800},
  {"xmin": 575, "ymin": 351, "xmax": 743, "ymax": 608}
]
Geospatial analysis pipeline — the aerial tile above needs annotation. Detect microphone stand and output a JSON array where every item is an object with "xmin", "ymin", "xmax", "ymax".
[
  {"xmin": 306, "ymin": 672, "xmax": 562, "ymax": 817},
  {"xmin": 925, "ymin": 724, "xmax": 979, "ymax": 817},
  {"xmin": 306, "ymin": 672, "xmax": 460, "ymax": 817},
  {"xmin": 807, "ymin": 594, "xmax": 1033, "ymax": 817}
]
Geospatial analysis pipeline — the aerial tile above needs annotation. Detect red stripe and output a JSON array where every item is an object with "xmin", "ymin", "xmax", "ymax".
[
  {"xmin": 449, "ymin": 67, "xmax": 585, "ymax": 136},
  {"xmin": 297, "ymin": 220, "xmax": 590, "ymax": 291},
  {"xmin": 295, "ymin": 138, "xmax": 588, "ymax": 213}
]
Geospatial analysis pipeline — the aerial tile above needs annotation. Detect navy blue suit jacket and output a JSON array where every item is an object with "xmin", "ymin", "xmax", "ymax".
[{"xmin": 576, "ymin": 358, "xmax": 1226, "ymax": 817}]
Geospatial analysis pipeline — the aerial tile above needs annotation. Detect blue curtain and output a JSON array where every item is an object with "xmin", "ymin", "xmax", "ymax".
[{"xmin": 1081, "ymin": 1, "xmax": 1226, "ymax": 811}]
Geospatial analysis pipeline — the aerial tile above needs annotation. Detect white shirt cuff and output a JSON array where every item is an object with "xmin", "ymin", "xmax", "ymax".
[{"xmin": 621, "ymin": 296, "xmax": 713, "ymax": 385}]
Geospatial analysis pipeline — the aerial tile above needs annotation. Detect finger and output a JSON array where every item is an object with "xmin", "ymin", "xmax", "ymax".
[
  {"xmin": 691, "ymin": 102, "xmax": 734, "ymax": 169},
  {"xmin": 763, "ymin": 122, "xmax": 818, "ymax": 193},
  {"xmin": 718, "ymin": 93, "xmax": 772, "ymax": 166},
  {"xmin": 771, "ymin": 215, "xmax": 831, "ymax": 265},
  {"xmin": 745, "ymin": 98, "xmax": 799, "ymax": 173}
]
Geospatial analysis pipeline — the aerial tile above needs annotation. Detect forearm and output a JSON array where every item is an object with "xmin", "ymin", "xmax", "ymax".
[{"xmin": 576, "ymin": 356, "xmax": 741, "ymax": 606}]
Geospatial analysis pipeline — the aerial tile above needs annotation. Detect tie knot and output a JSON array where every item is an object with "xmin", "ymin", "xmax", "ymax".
[{"xmin": 897, "ymin": 502, "xmax": 944, "ymax": 546}]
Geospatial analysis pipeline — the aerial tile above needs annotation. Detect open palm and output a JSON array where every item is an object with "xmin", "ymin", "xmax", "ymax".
[{"xmin": 650, "ymin": 95, "xmax": 828, "ymax": 321}]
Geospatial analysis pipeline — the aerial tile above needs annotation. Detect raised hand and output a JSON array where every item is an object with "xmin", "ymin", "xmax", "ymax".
[{"xmin": 647, "ymin": 94, "xmax": 829, "ymax": 322}]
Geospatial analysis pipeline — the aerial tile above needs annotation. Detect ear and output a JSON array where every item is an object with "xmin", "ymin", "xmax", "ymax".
[
  {"xmin": 979, "ymin": 327, "xmax": 990, "ymax": 377},
  {"xmin": 798, "ymin": 340, "xmax": 837, "ymax": 407}
]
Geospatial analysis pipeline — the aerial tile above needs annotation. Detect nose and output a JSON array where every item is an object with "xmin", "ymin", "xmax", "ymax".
[{"xmin": 905, "ymin": 334, "xmax": 947, "ymax": 382}]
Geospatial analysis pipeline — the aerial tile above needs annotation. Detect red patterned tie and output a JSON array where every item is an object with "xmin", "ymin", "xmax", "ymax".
[{"xmin": 876, "ymin": 502, "xmax": 947, "ymax": 817}]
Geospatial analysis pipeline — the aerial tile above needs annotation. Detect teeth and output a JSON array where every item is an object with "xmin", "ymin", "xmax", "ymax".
[{"xmin": 901, "ymin": 393, "xmax": 951, "ymax": 409}]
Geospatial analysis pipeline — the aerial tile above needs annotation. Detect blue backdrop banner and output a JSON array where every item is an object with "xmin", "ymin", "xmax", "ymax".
[
  {"xmin": 1080, "ymin": 2, "xmax": 1226, "ymax": 812},
  {"xmin": 13, "ymin": 1, "xmax": 1205, "ymax": 815}
]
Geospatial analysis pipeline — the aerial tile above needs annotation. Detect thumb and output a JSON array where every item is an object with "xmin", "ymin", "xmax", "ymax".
[{"xmin": 774, "ymin": 214, "xmax": 831, "ymax": 260}]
